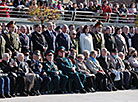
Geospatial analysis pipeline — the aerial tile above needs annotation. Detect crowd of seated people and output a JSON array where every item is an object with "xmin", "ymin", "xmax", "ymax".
[{"xmin": 0, "ymin": 20, "xmax": 138, "ymax": 98}]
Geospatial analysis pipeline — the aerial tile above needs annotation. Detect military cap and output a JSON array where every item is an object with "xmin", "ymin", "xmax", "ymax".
[
  {"xmin": 33, "ymin": 50, "xmax": 41, "ymax": 56},
  {"xmin": 6, "ymin": 21, "xmax": 16, "ymax": 28},
  {"xmin": 45, "ymin": 50, "xmax": 54, "ymax": 56},
  {"xmin": 57, "ymin": 46, "xmax": 65, "ymax": 53},
  {"xmin": 94, "ymin": 21, "xmax": 103, "ymax": 28},
  {"xmin": 111, "ymin": 49, "xmax": 118, "ymax": 53},
  {"xmin": 23, "ymin": 49, "xmax": 30, "ymax": 55}
]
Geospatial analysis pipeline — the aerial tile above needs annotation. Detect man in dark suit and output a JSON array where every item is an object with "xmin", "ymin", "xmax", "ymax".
[
  {"xmin": 31, "ymin": 24, "xmax": 48, "ymax": 58},
  {"xmin": 19, "ymin": 25, "xmax": 30, "ymax": 53},
  {"xmin": 42, "ymin": 22, "xmax": 56, "ymax": 51},
  {"xmin": 97, "ymin": 48, "xmax": 117, "ymax": 91},
  {"xmin": 122, "ymin": 26, "xmax": 132, "ymax": 50},
  {"xmin": 132, "ymin": 27, "xmax": 138, "ymax": 52},
  {"xmin": 55, "ymin": 24, "xmax": 72, "ymax": 53},
  {"xmin": 104, "ymin": 26, "xmax": 116, "ymax": 53}
]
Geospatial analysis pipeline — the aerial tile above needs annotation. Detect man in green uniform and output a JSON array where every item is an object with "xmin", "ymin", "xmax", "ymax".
[
  {"xmin": 2, "ymin": 21, "xmax": 21, "ymax": 57},
  {"xmin": 56, "ymin": 46, "xmax": 86, "ymax": 93},
  {"xmin": 0, "ymin": 28, "xmax": 6, "ymax": 59},
  {"xmin": 44, "ymin": 50, "xmax": 68, "ymax": 94},
  {"xmin": 92, "ymin": 21, "xmax": 105, "ymax": 50}
]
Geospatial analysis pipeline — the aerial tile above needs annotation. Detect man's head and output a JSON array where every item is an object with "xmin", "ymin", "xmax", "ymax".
[
  {"xmin": 7, "ymin": 21, "xmax": 16, "ymax": 32},
  {"xmin": 33, "ymin": 50, "xmax": 41, "ymax": 61},
  {"xmin": 62, "ymin": 24, "xmax": 68, "ymax": 33},
  {"xmin": 20, "ymin": 25, "xmax": 27, "ymax": 34},
  {"xmin": 47, "ymin": 22, "xmax": 53, "ymax": 31},
  {"xmin": 122, "ymin": 26, "xmax": 129, "ymax": 34},
  {"xmin": 17, "ymin": 53, "xmax": 24, "ymax": 62},
  {"xmin": 57, "ymin": 46, "xmax": 66, "ymax": 58},
  {"xmin": 34, "ymin": 24, "xmax": 42, "ymax": 33},
  {"xmin": 90, "ymin": 50, "xmax": 97, "ymax": 59},
  {"xmin": 2, "ymin": 53, "xmax": 10, "ymax": 62},
  {"xmin": 45, "ymin": 50, "xmax": 54, "ymax": 61},
  {"xmin": 101, "ymin": 48, "xmax": 108, "ymax": 57}
]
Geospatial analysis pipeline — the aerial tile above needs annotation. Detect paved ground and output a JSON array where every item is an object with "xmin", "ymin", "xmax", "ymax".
[{"xmin": 0, "ymin": 89, "xmax": 138, "ymax": 102}]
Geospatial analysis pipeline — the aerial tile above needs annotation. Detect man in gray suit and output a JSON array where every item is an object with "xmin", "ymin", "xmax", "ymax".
[{"xmin": 86, "ymin": 50, "xmax": 110, "ymax": 91}]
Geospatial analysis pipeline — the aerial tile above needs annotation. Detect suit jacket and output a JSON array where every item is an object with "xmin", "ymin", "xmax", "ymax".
[
  {"xmin": 55, "ymin": 32, "xmax": 72, "ymax": 51},
  {"xmin": 86, "ymin": 57, "xmax": 104, "ymax": 74},
  {"xmin": 104, "ymin": 33, "xmax": 116, "ymax": 52},
  {"xmin": 97, "ymin": 55, "xmax": 110, "ymax": 70},
  {"xmin": 132, "ymin": 33, "xmax": 138, "ymax": 52},
  {"xmin": 122, "ymin": 32, "xmax": 131, "ymax": 50},
  {"xmin": 0, "ymin": 60, "xmax": 11, "ymax": 73},
  {"xmin": 128, "ymin": 56, "xmax": 138, "ymax": 68},
  {"xmin": 19, "ymin": 33, "xmax": 29, "ymax": 53},
  {"xmin": 42, "ymin": 30, "xmax": 56, "ymax": 51},
  {"xmin": 31, "ymin": 31, "xmax": 48, "ymax": 53},
  {"xmin": 114, "ymin": 35, "xmax": 127, "ymax": 54}
]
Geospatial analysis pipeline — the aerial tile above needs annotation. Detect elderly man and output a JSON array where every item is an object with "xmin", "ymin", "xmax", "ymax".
[
  {"xmin": 16, "ymin": 53, "xmax": 35, "ymax": 96},
  {"xmin": 86, "ymin": 50, "xmax": 110, "ymax": 91},
  {"xmin": 0, "ymin": 53, "xmax": 12, "ymax": 98},
  {"xmin": 30, "ymin": 50, "xmax": 51, "ymax": 95},
  {"xmin": 43, "ymin": 50, "xmax": 68, "ymax": 94},
  {"xmin": 56, "ymin": 46, "xmax": 86, "ymax": 93},
  {"xmin": 55, "ymin": 24, "xmax": 72, "ymax": 52}
]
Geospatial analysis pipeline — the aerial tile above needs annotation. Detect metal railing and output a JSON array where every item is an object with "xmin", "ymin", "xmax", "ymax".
[{"xmin": 0, "ymin": 6, "xmax": 137, "ymax": 26}]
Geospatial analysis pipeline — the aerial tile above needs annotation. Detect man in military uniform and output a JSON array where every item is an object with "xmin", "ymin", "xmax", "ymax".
[
  {"xmin": 92, "ymin": 21, "xmax": 105, "ymax": 50},
  {"xmin": 56, "ymin": 46, "xmax": 86, "ymax": 93},
  {"xmin": 2, "ymin": 21, "xmax": 21, "ymax": 57},
  {"xmin": 0, "ymin": 31, "xmax": 6, "ymax": 59},
  {"xmin": 44, "ymin": 50, "xmax": 68, "ymax": 94},
  {"xmin": 30, "ymin": 50, "xmax": 51, "ymax": 95}
]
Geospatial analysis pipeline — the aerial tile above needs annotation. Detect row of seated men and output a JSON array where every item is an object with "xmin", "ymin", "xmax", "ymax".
[{"xmin": 0, "ymin": 46, "xmax": 138, "ymax": 98}]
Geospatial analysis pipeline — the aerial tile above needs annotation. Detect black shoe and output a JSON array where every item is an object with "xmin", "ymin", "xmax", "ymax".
[
  {"xmin": 80, "ymin": 89, "xmax": 87, "ymax": 93},
  {"xmin": 5, "ymin": 94, "xmax": 12, "ymax": 98},
  {"xmin": 11, "ymin": 93, "xmax": 16, "ymax": 97},
  {"xmin": 119, "ymin": 86, "xmax": 125, "ymax": 90},
  {"xmin": 91, "ymin": 88, "xmax": 96, "ymax": 92},
  {"xmin": 0, "ymin": 94, "xmax": 6, "ymax": 98},
  {"xmin": 112, "ymin": 86, "xmax": 117, "ymax": 91},
  {"xmin": 105, "ymin": 87, "xmax": 111, "ymax": 91},
  {"xmin": 20, "ymin": 92, "xmax": 28, "ymax": 96},
  {"xmin": 85, "ymin": 88, "xmax": 92, "ymax": 92}
]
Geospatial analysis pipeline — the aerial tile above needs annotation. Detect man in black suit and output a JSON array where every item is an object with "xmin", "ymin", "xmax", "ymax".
[
  {"xmin": 19, "ymin": 25, "xmax": 30, "ymax": 53},
  {"xmin": 42, "ymin": 22, "xmax": 56, "ymax": 51},
  {"xmin": 122, "ymin": 26, "xmax": 132, "ymax": 50},
  {"xmin": 30, "ymin": 24, "xmax": 48, "ymax": 58},
  {"xmin": 97, "ymin": 48, "xmax": 117, "ymax": 91},
  {"xmin": 104, "ymin": 26, "xmax": 116, "ymax": 53},
  {"xmin": 55, "ymin": 24, "xmax": 72, "ymax": 53},
  {"xmin": 132, "ymin": 27, "xmax": 138, "ymax": 52}
]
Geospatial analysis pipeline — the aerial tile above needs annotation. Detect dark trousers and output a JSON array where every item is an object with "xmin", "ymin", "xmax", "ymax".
[
  {"xmin": 9, "ymin": 76, "xmax": 16, "ymax": 95},
  {"xmin": 66, "ymin": 72, "xmax": 84, "ymax": 90},
  {"xmin": 95, "ymin": 72, "xmax": 108, "ymax": 91},
  {"xmin": 40, "ymin": 76, "xmax": 51, "ymax": 92}
]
